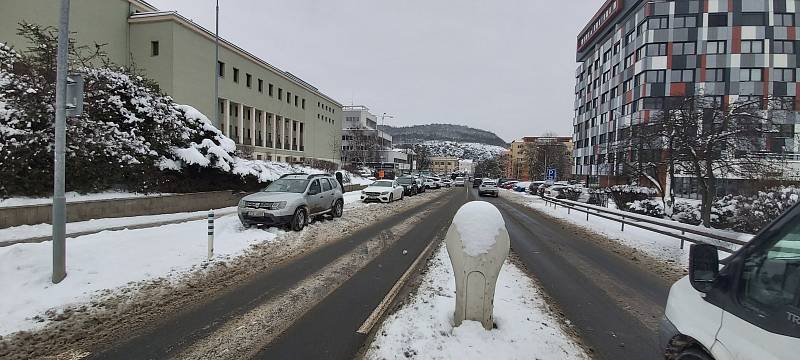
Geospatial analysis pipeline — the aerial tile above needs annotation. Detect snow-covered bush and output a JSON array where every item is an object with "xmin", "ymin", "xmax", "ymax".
[
  {"xmin": 670, "ymin": 201, "xmax": 702, "ymax": 225},
  {"xmin": 626, "ymin": 199, "xmax": 665, "ymax": 218},
  {"xmin": 1, "ymin": 23, "xmax": 335, "ymax": 197},
  {"xmin": 606, "ymin": 185, "xmax": 658, "ymax": 210},
  {"xmin": 561, "ymin": 187, "xmax": 582, "ymax": 201},
  {"xmin": 729, "ymin": 187, "xmax": 800, "ymax": 233}
]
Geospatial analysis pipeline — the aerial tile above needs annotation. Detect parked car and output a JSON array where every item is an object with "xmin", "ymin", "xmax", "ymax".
[
  {"xmin": 238, "ymin": 173, "xmax": 344, "ymax": 231},
  {"xmin": 501, "ymin": 181, "xmax": 519, "ymax": 189},
  {"xmin": 513, "ymin": 181, "xmax": 532, "ymax": 192},
  {"xmin": 441, "ymin": 179, "xmax": 453, "ymax": 188},
  {"xmin": 472, "ymin": 178, "xmax": 482, "ymax": 188},
  {"xmin": 361, "ymin": 179, "xmax": 405, "ymax": 203},
  {"xmin": 424, "ymin": 177, "xmax": 441, "ymax": 189},
  {"xmin": 528, "ymin": 181, "xmax": 546, "ymax": 194},
  {"xmin": 660, "ymin": 202, "xmax": 800, "ymax": 360},
  {"xmin": 396, "ymin": 176, "xmax": 419, "ymax": 196},
  {"xmin": 454, "ymin": 176, "xmax": 466, "ymax": 187},
  {"xmin": 414, "ymin": 176, "xmax": 426, "ymax": 193},
  {"xmin": 536, "ymin": 183, "xmax": 551, "ymax": 196},
  {"xmin": 478, "ymin": 179, "xmax": 499, "ymax": 197},
  {"xmin": 546, "ymin": 184, "xmax": 568, "ymax": 198}
]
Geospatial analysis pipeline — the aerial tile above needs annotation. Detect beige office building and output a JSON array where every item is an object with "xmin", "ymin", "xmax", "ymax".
[
  {"xmin": 430, "ymin": 157, "xmax": 459, "ymax": 174},
  {"xmin": 0, "ymin": 0, "xmax": 343, "ymax": 163}
]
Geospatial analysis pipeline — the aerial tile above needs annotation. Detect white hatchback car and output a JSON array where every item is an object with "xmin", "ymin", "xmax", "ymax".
[{"xmin": 361, "ymin": 179, "xmax": 405, "ymax": 203}]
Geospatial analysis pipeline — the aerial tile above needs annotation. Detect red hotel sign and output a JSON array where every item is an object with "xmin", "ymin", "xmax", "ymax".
[{"xmin": 577, "ymin": 0, "xmax": 623, "ymax": 51}]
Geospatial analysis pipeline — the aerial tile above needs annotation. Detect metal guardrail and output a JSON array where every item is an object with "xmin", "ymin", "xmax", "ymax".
[{"xmin": 540, "ymin": 195, "xmax": 748, "ymax": 254}]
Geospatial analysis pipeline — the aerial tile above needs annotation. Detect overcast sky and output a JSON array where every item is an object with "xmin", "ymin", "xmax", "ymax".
[{"xmin": 149, "ymin": 0, "xmax": 599, "ymax": 142}]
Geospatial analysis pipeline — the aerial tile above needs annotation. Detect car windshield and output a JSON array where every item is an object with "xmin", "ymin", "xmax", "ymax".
[
  {"xmin": 262, "ymin": 178, "xmax": 309, "ymax": 193},
  {"xmin": 372, "ymin": 181, "xmax": 393, "ymax": 187},
  {"xmin": 397, "ymin": 177, "xmax": 413, "ymax": 184}
]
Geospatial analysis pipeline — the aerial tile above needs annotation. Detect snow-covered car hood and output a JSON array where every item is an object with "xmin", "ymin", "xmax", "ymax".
[
  {"xmin": 241, "ymin": 191, "xmax": 303, "ymax": 203},
  {"xmin": 363, "ymin": 186, "xmax": 394, "ymax": 193}
]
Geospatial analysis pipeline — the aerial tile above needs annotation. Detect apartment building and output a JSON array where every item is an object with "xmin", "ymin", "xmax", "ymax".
[
  {"xmin": 0, "ymin": 0, "xmax": 343, "ymax": 163},
  {"xmin": 573, "ymin": 0, "xmax": 800, "ymax": 187}
]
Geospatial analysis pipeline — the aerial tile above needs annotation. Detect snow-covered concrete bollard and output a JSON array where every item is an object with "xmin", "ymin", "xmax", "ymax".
[
  {"xmin": 445, "ymin": 201, "xmax": 510, "ymax": 330},
  {"xmin": 207, "ymin": 210, "xmax": 214, "ymax": 260}
]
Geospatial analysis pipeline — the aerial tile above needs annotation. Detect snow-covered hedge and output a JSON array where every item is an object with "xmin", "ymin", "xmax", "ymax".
[
  {"xmin": 0, "ymin": 23, "xmax": 335, "ymax": 197},
  {"xmin": 560, "ymin": 187, "xmax": 583, "ymax": 201},
  {"xmin": 606, "ymin": 185, "xmax": 658, "ymax": 210},
  {"xmin": 626, "ymin": 199, "xmax": 665, "ymax": 218}
]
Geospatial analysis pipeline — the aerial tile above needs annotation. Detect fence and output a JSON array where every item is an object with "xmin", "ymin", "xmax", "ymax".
[{"xmin": 540, "ymin": 196, "xmax": 748, "ymax": 254}]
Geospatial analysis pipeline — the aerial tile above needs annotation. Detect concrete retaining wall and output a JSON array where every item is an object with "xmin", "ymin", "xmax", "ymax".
[
  {"xmin": 0, "ymin": 185, "xmax": 369, "ymax": 229},
  {"xmin": 0, "ymin": 191, "xmax": 242, "ymax": 229}
]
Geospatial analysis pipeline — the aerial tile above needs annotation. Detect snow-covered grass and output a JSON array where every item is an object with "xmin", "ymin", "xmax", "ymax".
[
  {"xmin": 415, "ymin": 140, "xmax": 507, "ymax": 161},
  {"xmin": 366, "ymin": 245, "xmax": 588, "ymax": 360},
  {"xmin": 0, "ymin": 207, "xmax": 237, "ymax": 244},
  {"xmin": 347, "ymin": 176, "xmax": 375, "ymax": 186},
  {"xmin": 0, "ymin": 214, "xmax": 281, "ymax": 336},
  {"xmin": 0, "ymin": 191, "xmax": 168, "ymax": 208},
  {"xmin": 502, "ymin": 190, "xmax": 750, "ymax": 268}
]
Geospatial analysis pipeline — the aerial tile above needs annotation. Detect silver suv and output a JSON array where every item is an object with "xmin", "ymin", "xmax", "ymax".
[{"xmin": 238, "ymin": 173, "xmax": 344, "ymax": 231}]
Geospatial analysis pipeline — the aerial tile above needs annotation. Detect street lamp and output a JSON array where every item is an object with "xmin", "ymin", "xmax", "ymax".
[{"xmin": 52, "ymin": 0, "xmax": 71, "ymax": 284}]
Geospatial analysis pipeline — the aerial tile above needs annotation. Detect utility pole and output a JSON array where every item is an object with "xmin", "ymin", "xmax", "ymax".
[
  {"xmin": 214, "ymin": 0, "xmax": 220, "ymax": 133},
  {"xmin": 52, "ymin": 0, "xmax": 70, "ymax": 284}
]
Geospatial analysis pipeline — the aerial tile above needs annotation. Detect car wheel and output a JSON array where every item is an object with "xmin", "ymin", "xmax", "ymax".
[
  {"xmin": 332, "ymin": 199, "xmax": 343, "ymax": 218},
  {"xmin": 675, "ymin": 348, "xmax": 713, "ymax": 360},
  {"xmin": 388, "ymin": 193, "xmax": 394, "ymax": 203},
  {"xmin": 399, "ymin": 192, "xmax": 404, "ymax": 200},
  {"xmin": 291, "ymin": 207, "xmax": 307, "ymax": 231}
]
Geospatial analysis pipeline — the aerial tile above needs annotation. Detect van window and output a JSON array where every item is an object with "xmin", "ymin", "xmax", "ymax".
[
  {"xmin": 321, "ymin": 179, "xmax": 332, "ymax": 192},
  {"xmin": 740, "ymin": 219, "xmax": 800, "ymax": 313}
]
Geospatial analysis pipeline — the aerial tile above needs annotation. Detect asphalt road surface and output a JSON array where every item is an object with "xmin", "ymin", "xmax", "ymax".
[
  {"xmin": 473, "ymin": 188, "xmax": 671, "ymax": 359},
  {"xmin": 89, "ymin": 185, "xmax": 670, "ymax": 360}
]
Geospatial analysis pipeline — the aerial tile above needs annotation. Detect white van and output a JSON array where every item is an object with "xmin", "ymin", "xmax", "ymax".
[{"xmin": 660, "ymin": 204, "xmax": 800, "ymax": 359}]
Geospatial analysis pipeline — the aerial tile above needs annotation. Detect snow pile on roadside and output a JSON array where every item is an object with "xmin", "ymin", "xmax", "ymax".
[
  {"xmin": 452, "ymin": 201, "xmax": 504, "ymax": 256},
  {"xmin": 0, "ymin": 214, "xmax": 281, "ymax": 336},
  {"xmin": 366, "ymin": 246, "xmax": 588, "ymax": 360},
  {"xmin": 0, "ymin": 207, "xmax": 237, "ymax": 244}
]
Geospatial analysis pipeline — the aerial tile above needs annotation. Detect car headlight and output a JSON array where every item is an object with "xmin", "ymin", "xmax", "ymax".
[
  {"xmin": 381, "ymin": 191, "xmax": 389, "ymax": 195},
  {"xmin": 238, "ymin": 199, "xmax": 245, "ymax": 208},
  {"xmin": 270, "ymin": 201, "xmax": 286, "ymax": 210}
]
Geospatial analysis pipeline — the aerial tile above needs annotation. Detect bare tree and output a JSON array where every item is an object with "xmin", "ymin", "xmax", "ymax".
[
  {"xmin": 521, "ymin": 140, "xmax": 571, "ymax": 181},
  {"xmin": 341, "ymin": 129, "xmax": 382, "ymax": 167},
  {"xmin": 614, "ymin": 95, "xmax": 784, "ymax": 226}
]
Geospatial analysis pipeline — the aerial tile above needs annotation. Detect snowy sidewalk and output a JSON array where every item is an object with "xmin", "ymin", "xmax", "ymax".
[{"xmin": 365, "ymin": 245, "xmax": 588, "ymax": 360}]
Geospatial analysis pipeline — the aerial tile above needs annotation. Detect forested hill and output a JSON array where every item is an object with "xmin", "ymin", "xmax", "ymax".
[{"xmin": 378, "ymin": 124, "xmax": 508, "ymax": 147}]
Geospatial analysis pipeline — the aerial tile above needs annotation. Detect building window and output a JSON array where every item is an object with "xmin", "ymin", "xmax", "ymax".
[
  {"xmin": 623, "ymin": 78, "xmax": 633, "ymax": 92},
  {"xmin": 218, "ymin": 61, "xmax": 225, "ymax": 77},
  {"xmin": 740, "ymin": 68, "xmax": 762, "ymax": 82},
  {"xmin": 613, "ymin": 41, "xmax": 620, "ymax": 55},
  {"xmin": 740, "ymin": 40, "xmax": 763, "ymax": 54},
  {"xmin": 286, "ymin": 92, "xmax": 291, "ymax": 104},
  {"xmin": 603, "ymin": 49, "xmax": 612, "ymax": 63},
  {"xmin": 647, "ymin": 16, "xmax": 669, "ymax": 30},
  {"xmin": 705, "ymin": 40, "xmax": 727, "ymax": 54},
  {"xmin": 772, "ymin": 96, "xmax": 796, "ymax": 110},
  {"xmin": 269, "ymin": 83, "xmax": 274, "ymax": 97},
  {"xmin": 672, "ymin": 42, "xmax": 696, "ymax": 55},
  {"xmin": 150, "ymin": 41, "xmax": 159, "ymax": 56},
  {"xmin": 602, "ymin": 70, "xmax": 611, "ymax": 82},
  {"xmin": 773, "ymin": 68, "xmax": 795, "ymax": 82},
  {"xmin": 624, "ymin": 53, "xmax": 634, "ymax": 68},
  {"xmin": 774, "ymin": 40, "xmax": 794, "ymax": 54},
  {"xmin": 625, "ymin": 30, "xmax": 635, "ymax": 45},
  {"xmin": 670, "ymin": 69, "xmax": 695, "ymax": 83},
  {"xmin": 294, "ymin": 95, "xmax": 298, "ymax": 106},
  {"xmin": 707, "ymin": 13, "xmax": 728, "ymax": 27},
  {"xmin": 246, "ymin": 73, "xmax": 252, "ymax": 88},
  {"xmin": 673, "ymin": 15, "xmax": 697, "ymax": 28},
  {"xmin": 258, "ymin": 79, "xmax": 263, "ymax": 93},
  {"xmin": 636, "ymin": 20, "xmax": 648, "ymax": 35},
  {"xmin": 638, "ymin": 43, "xmax": 667, "ymax": 57},
  {"xmin": 775, "ymin": 13, "xmax": 795, "ymax": 26},
  {"xmin": 738, "ymin": 12, "xmax": 767, "ymax": 26},
  {"xmin": 233, "ymin": 68, "xmax": 239, "ymax": 83},
  {"xmin": 706, "ymin": 68, "xmax": 725, "ymax": 82},
  {"xmin": 278, "ymin": 88, "xmax": 283, "ymax": 100},
  {"xmin": 302, "ymin": 99, "xmax": 306, "ymax": 109},
  {"xmin": 612, "ymin": 64, "xmax": 619, "ymax": 76},
  {"xmin": 635, "ymin": 70, "xmax": 666, "ymax": 85}
]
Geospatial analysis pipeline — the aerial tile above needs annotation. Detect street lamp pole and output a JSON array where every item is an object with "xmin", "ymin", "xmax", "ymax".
[
  {"xmin": 214, "ymin": 0, "xmax": 219, "ymax": 133},
  {"xmin": 52, "ymin": 0, "xmax": 70, "ymax": 284}
]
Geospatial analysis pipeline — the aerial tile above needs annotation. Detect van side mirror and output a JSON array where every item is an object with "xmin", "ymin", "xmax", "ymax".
[{"xmin": 689, "ymin": 244, "xmax": 719, "ymax": 293}]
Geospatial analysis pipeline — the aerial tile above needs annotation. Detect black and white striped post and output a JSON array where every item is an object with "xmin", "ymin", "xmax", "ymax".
[{"xmin": 207, "ymin": 210, "xmax": 214, "ymax": 260}]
